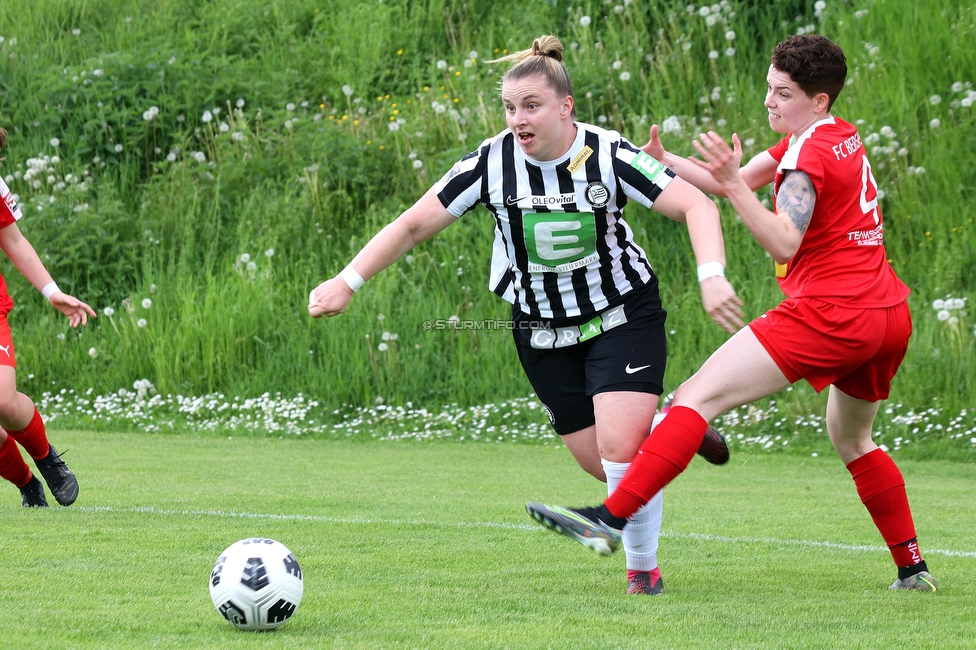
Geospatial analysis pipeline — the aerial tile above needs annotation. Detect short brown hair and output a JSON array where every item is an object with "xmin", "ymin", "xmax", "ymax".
[{"xmin": 771, "ymin": 35, "xmax": 847, "ymax": 110}]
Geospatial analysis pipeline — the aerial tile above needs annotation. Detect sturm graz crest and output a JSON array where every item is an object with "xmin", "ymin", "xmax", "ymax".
[
  {"xmin": 240, "ymin": 558, "xmax": 270, "ymax": 591},
  {"xmin": 584, "ymin": 181, "xmax": 610, "ymax": 208}
]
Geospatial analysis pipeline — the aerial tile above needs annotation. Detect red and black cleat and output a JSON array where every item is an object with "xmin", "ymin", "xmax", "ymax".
[{"xmin": 659, "ymin": 393, "xmax": 730, "ymax": 465}]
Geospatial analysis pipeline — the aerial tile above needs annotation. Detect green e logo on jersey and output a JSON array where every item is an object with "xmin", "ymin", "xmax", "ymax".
[
  {"xmin": 631, "ymin": 151, "xmax": 667, "ymax": 183},
  {"xmin": 522, "ymin": 212, "xmax": 598, "ymax": 273}
]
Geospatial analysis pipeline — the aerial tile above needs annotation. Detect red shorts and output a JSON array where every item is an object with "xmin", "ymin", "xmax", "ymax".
[
  {"xmin": 749, "ymin": 298, "xmax": 911, "ymax": 402},
  {"xmin": 0, "ymin": 314, "xmax": 15, "ymax": 368}
]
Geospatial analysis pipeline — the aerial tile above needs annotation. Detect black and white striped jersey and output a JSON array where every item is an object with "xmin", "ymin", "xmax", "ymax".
[{"xmin": 434, "ymin": 122, "xmax": 676, "ymax": 321}]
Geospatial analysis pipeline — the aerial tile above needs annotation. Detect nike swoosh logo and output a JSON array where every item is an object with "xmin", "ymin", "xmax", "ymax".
[
  {"xmin": 505, "ymin": 195, "xmax": 528, "ymax": 206},
  {"xmin": 625, "ymin": 363, "xmax": 651, "ymax": 374}
]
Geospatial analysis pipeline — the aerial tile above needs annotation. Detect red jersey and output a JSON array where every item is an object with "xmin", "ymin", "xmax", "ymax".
[
  {"xmin": 768, "ymin": 116, "xmax": 909, "ymax": 308},
  {"xmin": 0, "ymin": 175, "xmax": 22, "ymax": 315}
]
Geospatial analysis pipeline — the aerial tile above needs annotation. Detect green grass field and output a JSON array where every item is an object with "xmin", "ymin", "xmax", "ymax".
[{"xmin": 3, "ymin": 430, "xmax": 973, "ymax": 649}]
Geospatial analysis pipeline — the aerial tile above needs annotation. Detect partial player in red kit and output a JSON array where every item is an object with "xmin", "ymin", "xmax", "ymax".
[
  {"xmin": 0, "ymin": 127, "xmax": 96, "ymax": 507},
  {"xmin": 526, "ymin": 34, "xmax": 938, "ymax": 592}
]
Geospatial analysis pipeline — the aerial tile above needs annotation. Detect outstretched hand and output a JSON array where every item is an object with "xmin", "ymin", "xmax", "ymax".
[
  {"xmin": 50, "ymin": 292, "xmax": 97, "ymax": 328},
  {"xmin": 640, "ymin": 124, "xmax": 666, "ymax": 160},
  {"xmin": 308, "ymin": 276, "xmax": 355, "ymax": 318},
  {"xmin": 690, "ymin": 131, "xmax": 743, "ymax": 185},
  {"xmin": 699, "ymin": 276, "xmax": 745, "ymax": 334}
]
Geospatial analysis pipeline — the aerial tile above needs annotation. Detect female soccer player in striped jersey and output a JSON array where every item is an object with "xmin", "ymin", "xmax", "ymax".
[
  {"xmin": 527, "ymin": 35, "xmax": 937, "ymax": 592},
  {"xmin": 310, "ymin": 35, "xmax": 745, "ymax": 595}
]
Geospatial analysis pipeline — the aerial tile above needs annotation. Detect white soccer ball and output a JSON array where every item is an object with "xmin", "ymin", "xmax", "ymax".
[{"xmin": 209, "ymin": 537, "xmax": 304, "ymax": 631}]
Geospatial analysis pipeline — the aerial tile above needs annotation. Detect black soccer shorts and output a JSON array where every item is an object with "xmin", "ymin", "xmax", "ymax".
[{"xmin": 512, "ymin": 285, "xmax": 667, "ymax": 435}]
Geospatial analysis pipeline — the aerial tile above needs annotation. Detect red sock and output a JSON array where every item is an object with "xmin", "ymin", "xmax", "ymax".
[
  {"xmin": 7, "ymin": 408, "xmax": 50, "ymax": 460},
  {"xmin": 847, "ymin": 448, "xmax": 923, "ymax": 568},
  {"xmin": 606, "ymin": 406, "xmax": 707, "ymax": 519},
  {"xmin": 0, "ymin": 435, "xmax": 32, "ymax": 488},
  {"xmin": 627, "ymin": 567, "xmax": 661, "ymax": 583}
]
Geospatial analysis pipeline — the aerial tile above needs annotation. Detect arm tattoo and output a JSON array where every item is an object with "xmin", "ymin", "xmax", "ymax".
[{"xmin": 778, "ymin": 171, "xmax": 816, "ymax": 234}]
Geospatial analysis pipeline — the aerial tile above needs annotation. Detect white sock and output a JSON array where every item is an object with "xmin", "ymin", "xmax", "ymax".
[{"xmin": 602, "ymin": 458, "xmax": 662, "ymax": 573}]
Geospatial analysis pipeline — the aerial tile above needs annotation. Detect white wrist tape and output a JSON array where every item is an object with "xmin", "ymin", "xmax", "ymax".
[
  {"xmin": 339, "ymin": 265, "xmax": 365, "ymax": 292},
  {"xmin": 41, "ymin": 281, "xmax": 61, "ymax": 300},
  {"xmin": 696, "ymin": 262, "xmax": 725, "ymax": 282}
]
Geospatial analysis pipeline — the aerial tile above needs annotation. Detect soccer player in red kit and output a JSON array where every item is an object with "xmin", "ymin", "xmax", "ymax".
[
  {"xmin": 526, "ymin": 34, "xmax": 937, "ymax": 591},
  {"xmin": 0, "ymin": 127, "xmax": 96, "ymax": 507}
]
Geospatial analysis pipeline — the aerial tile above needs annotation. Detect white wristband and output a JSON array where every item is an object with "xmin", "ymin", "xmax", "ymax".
[
  {"xmin": 339, "ymin": 265, "xmax": 365, "ymax": 292},
  {"xmin": 696, "ymin": 262, "xmax": 725, "ymax": 282},
  {"xmin": 41, "ymin": 281, "xmax": 61, "ymax": 300}
]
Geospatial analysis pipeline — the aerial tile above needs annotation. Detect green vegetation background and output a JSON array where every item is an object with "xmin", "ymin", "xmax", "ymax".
[{"xmin": 0, "ymin": 0, "xmax": 973, "ymax": 418}]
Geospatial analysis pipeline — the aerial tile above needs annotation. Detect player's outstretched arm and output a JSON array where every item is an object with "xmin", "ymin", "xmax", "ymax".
[
  {"xmin": 651, "ymin": 176, "xmax": 744, "ymax": 334},
  {"xmin": 308, "ymin": 189, "xmax": 457, "ymax": 318},
  {"xmin": 0, "ymin": 222, "xmax": 96, "ymax": 327},
  {"xmin": 642, "ymin": 124, "xmax": 728, "ymax": 196},
  {"xmin": 642, "ymin": 124, "xmax": 777, "ymax": 197},
  {"xmin": 690, "ymin": 131, "xmax": 806, "ymax": 262}
]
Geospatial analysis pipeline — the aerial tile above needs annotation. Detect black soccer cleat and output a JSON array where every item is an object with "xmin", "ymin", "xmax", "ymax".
[
  {"xmin": 20, "ymin": 475, "xmax": 49, "ymax": 508},
  {"xmin": 526, "ymin": 502, "xmax": 622, "ymax": 556},
  {"xmin": 34, "ymin": 444, "xmax": 78, "ymax": 506},
  {"xmin": 697, "ymin": 426, "xmax": 730, "ymax": 465},
  {"xmin": 661, "ymin": 393, "xmax": 730, "ymax": 465}
]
